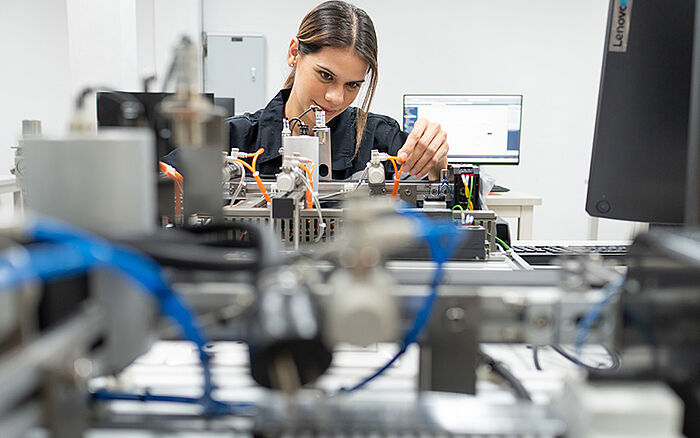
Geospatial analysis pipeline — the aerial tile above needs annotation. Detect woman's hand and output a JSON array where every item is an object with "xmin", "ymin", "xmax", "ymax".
[{"xmin": 397, "ymin": 118, "xmax": 448, "ymax": 181}]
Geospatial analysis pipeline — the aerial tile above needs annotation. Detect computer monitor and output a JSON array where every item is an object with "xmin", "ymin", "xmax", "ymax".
[
  {"xmin": 403, "ymin": 94, "xmax": 523, "ymax": 164},
  {"xmin": 586, "ymin": 0, "xmax": 695, "ymax": 224}
]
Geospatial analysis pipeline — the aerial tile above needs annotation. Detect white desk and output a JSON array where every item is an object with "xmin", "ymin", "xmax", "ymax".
[
  {"xmin": 0, "ymin": 176, "xmax": 18, "ymax": 194},
  {"xmin": 485, "ymin": 192, "xmax": 542, "ymax": 240},
  {"xmin": 0, "ymin": 176, "xmax": 20, "ymax": 212}
]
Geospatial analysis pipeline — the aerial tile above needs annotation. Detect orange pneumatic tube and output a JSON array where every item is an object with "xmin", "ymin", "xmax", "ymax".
[
  {"xmin": 387, "ymin": 156, "xmax": 404, "ymax": 199},
  {"xmin": 159, "ymin": 161, "xmax": 183, "ymax": 216},
  {"xmin": 298, "ymin": 163, "xmax": 315, "ymax": 209},
  {"xmin": 235, "ymin": 147, "xmax": 271, "ymax": 203},
  {"xmin": 235, "ymin": 158, "xmax": 271, "ymax": 203}
]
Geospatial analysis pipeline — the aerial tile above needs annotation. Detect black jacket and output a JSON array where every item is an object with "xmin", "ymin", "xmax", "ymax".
[{"xmin": 163, "ymin": 88, "xmax": 408, "ymax": 180}]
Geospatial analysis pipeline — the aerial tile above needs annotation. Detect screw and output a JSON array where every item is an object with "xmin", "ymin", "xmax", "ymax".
[
  {"xmin": 446, "ymin": 306, "xmax": 465, "ymax": 321},
  {"xmin": 533, "ymin": 314, "xmax": 550, "ymax": 329},
  {"xmin": 624, "ymin": 278, "xmax": 641, "ymax": 294},
  {"xmin": 501, "ymin": 327, "xmax": 518, "ymax": 341},
  {"xmin": 404, "ymin": 189, "xmax": 412, "ymax": 196},
  {"xmin": 73, "ymin": 357, "xmax": 93, "ymax": 379}
]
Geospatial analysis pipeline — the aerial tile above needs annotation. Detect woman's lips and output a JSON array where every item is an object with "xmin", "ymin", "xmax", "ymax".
[{"xmin": 313, "ymin": 101, "xmax": 336, "ymax": 116}]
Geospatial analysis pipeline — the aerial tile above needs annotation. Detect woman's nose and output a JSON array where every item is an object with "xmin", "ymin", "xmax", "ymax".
[{"xmin": 325, "ymin": 85, "xmax": 344, "ymax": 107}]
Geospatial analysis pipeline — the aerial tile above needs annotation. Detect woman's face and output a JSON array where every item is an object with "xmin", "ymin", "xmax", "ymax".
[{"xmin": 286, "ymin": 41, "xmax": 369, "ymax": 126}]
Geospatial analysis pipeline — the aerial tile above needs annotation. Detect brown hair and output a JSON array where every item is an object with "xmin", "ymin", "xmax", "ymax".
[{"xmin": 284, "ymin": 1, "xmax": 378, "ymax": 159}]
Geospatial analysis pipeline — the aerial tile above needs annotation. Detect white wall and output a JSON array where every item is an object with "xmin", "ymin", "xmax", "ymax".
[
  {"xmin": 0, "ymin": 0, "xmax": 643, "ymax": 239},
  {"xmin": 0, "ymin": 0, "xmax": 200, "ymax": 164},
  {"xmin": 0, "ymin": 0, "xmax": 73, "ymax": 171},
  {"xmin": 0, "ymin": 0, "xmax": 74, "ymax": 217},
  {"xmin": 0, "ymin": 0, "xmax": 201, "ymax": 219},
  {"xmin": 153, "ymin": 0, "xmax": 202, "ymax": 91},
  {"xmin": 203, "ymin": 0, "xmax": 644, "ymax": 240},
  {"xmin": 65, "ymin": 0, "xmax": 142, "ymax": 126},
  {"xmin": 135, "ymin": 0, "xmax": 202, "ymax": 87}
]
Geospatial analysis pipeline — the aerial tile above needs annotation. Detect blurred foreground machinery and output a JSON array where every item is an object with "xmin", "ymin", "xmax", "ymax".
[{"xmin": 1, "ymin": 37, "xmax": 698, "ymax": 438}]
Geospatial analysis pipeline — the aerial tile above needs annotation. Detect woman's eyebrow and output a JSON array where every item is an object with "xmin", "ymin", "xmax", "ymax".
[
  {"xmin": 315, "ymin": 64, "xmax": 337, "ymax": 77},
  {"xmin": 316, "ymin": 64, "xmax": 366, "ymax": 83}
]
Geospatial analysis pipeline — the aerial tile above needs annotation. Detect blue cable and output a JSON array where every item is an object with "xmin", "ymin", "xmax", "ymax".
[
  {"xmin": 574, "ymin": 276, "xmax": 625, "ymax": 358},
  {"xmin": 437, "ymin": 178, "xmax": 453, "ymax": 196},
  {"xmin": 91, "ymin": 389, "xmax": 256, "ymax": 415},
  {"xmin": 27, "ymin": 218, "xmax": 209, "ymax": 354},
  {"xmin": 0, "ymin": 243, "xmax": 95, "ymax": 292},
  {"xmin": 340, "ymin": 211, "xmax": 462, "ymax": 393},
  {"xmin": 1, "ymin": 217, "xmax": 244, "ymax": 414}
]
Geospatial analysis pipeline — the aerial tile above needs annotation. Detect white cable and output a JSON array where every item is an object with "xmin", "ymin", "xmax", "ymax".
[
  {"xmin": 295, "ymin": 168, "xmax": 326, "ymax": 242},
  {"xmin": 229, "ymin": 161, "xmax": 245, "ymax": 207},
  {"xmin": 353, "ymin": 164, "xmax": 370, "ymax": 191}
]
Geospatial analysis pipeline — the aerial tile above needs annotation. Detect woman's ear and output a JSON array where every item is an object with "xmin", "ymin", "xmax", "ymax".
[{"xmin": 287, "ymin": 38, "xmax": 299, "ymax": 67}]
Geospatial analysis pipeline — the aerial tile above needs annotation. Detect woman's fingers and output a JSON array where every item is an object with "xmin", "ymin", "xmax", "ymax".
[{"xmin": 399, "ymin": 119, "xmax": 445, "ymax": 177}]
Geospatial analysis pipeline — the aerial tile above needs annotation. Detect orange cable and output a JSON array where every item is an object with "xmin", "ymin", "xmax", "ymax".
[
  {"xmin": 159, "ymin": 161, "xmax": 183, "ymax": 217},
  {"xmin": 250, "ymin": 147, "xmax": 264, "ymax": 171},
  {"xmin": 387, "ymin": 157, "xmax": 403, "ymax": 199},
  {"xmin": 236, "ymin": 158, "xmax": 271, "ymax": 203},
  {"xmin": 236, "ymin": 158, "xmax": 255, "ymax": 174},
  {"xmin": 299, "ymin": 163, "xmax": 315, "ymax": 209},
  {"xmin": 237, "ymin": 147, "xmax": 270, "ymax": 203}
]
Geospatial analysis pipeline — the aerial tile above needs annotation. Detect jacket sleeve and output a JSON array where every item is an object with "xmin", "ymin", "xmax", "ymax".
[
  {"xmin": 373, "ymin": 115, "xmax": 409, "ymax": 156},
  {"xmin": 229, "ymin": 114, "xmax": 259, "ymax": 153},
  {"xmin": 161, "ymin": 114, "xmax": 260, "ymax": 170}
]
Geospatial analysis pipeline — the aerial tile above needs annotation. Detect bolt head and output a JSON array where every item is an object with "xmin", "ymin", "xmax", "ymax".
[{"xmin": 446, "ymin": 307, "xmax": 465, "ymax": 321}]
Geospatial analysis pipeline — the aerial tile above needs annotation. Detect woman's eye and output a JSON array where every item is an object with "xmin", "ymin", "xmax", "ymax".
[
  {"xmin": 319, "ymin": 71, "xmax": 333, "ymax": 80},
  {"xmin": 347, "ymin": 82, "xmax": 360, "ymax": 90}
]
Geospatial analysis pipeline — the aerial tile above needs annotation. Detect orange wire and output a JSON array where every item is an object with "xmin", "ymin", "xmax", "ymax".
[
  {"xmin": 159, "ymin": 161, "xmax": 183, "ymax": 217},
  {"xmin": 250, "ymin": 148, "xmax": 264, "ymax": 171},
  {"xmin": 387, "ymin": 158, "xmax": 398, "ymax": 175},
  {"xmin": 387, "ymin": 157, "xmax": 403, "ymax": 199},
  {"xmin": 299, "ymin": 163, "xmax": 315, "ymax": 209},
  {"xmin": 236, "ymin": 158, "xmax": 255, "ymax": 174},
  {"xmin": 159, "ymin": 161, "xmax": 183, "ymax": 184},
  {"xmin": 254, "ymin": 174, "xmax": 271, "ymax": 203},
  {"xmin": 236, "ymin": 158, "xmax": 271, "ymax": 203},
  {"xmin": 237, "ymin": 148, "xmax": 271, "ymax": 203}
]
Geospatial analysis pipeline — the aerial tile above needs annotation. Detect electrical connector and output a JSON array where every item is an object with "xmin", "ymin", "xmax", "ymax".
[
  {"xmin": 314, "ymin": 107, "xmax": 326, "ymax": 127},
  {"xmin": 370, "ymin": 149, "xmax": 389, "ymax": 165}
]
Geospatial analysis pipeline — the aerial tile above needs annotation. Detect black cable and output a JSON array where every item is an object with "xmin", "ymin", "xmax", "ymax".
[
  {"xmin": 550, "ymin": 344, "xmax": 621, "ymax": 372},
  {"xmin": 297, "ymin": 105, "xmax": 318, "ymax": 120},
  {"xmin": 478, "ymin": 351, "xmax": 532, "ymax": 401},
  {"xmin": 289, "ymin": 106, "xmax": 321, "ymax": 133},
  {"xmin": 185, "ymin": 222, "xmax": 281, "ymax": 267},
  {"xmin": 118, "ymin": 238, "xmax": 259, "ymax": 272},
  {"xmin": 527, "ymin": 344, "xmax": 543, "ymax": 371},
  {"xmin": 289, "ymin": 117, "xmax": 305, "ymax": 134},
  {"xmin": 143, "ymin": 74, "xmax": 157, "ymax": 93},
  {"xmin": 161, "ymin": 56, "xmax": 177, "ymax": 92},
  {"xmin": 115, "ymin": 222, "xmax": 281, "ymax": 272}
]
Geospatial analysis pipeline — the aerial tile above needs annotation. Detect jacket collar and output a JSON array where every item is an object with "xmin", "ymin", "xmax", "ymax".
[
  {"xmin": 255, "ymin": 89, "xmax": 288, "ymax": 164},
  {"xmin": 256, "ymin": 88, "xmax": 355, "ymax": 170}
]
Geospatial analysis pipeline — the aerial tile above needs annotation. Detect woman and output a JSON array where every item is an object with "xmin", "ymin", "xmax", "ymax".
[{"xmin": 231, "ymin": 0, "xmax": 448, "ymax": 180}]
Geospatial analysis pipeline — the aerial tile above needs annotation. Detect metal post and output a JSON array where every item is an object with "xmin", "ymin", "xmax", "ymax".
[{"xmin": 418, "ymin": 295, "xmax": 480, "ymax": 394}]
